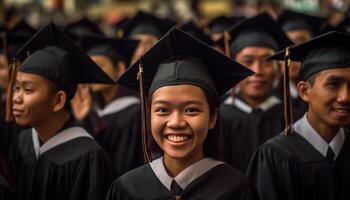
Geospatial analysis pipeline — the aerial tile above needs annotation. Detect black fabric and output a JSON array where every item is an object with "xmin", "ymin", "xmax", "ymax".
[
  {"xmin": 8, "ymin": 19, "xmax": 36, "ymax": 38},
  {"xmin": 327, "ymin": 146, "xmax": 335, "ymax": 166},
  {"xmin": 65, "ymin": 17, "xmax": 104, "ymax": 36},
  {"xmin": 247, "ymin": 131, "xmax": 350, "ymax": 200},
  {"xmin": 0, "ymin": 175, "xmax": 14, "ymax": 200},
  {"xmin": 268, "ymin": 31, "xmax": 350, "ymax": 81},
  {"xmin": 105, "ymin": 163, "xmax": 259, "ymax": 200},
  {"xmin": 179, "ymin": 21, "xmax": 213, "ymax": 45},
  {"xmin": 8, "ymin": 125, "xmax": 116, "ymax": 200},
  {"xmin": 118, "ymin": 27, "xmax": 253, "ymax": 98},
  {"xmin": 15, "ymin": 22, "xmax": 114, "ymax": 99},
  {"xmin": 220, "ymin": 95, "xmax": 284, "ymax": 173},
  {"xmin": 227, "ymin": 13, "xmax": 291, "ymax": 56},
  {"xmin": 0, "ymin": 33, "xmax": 30, "ymax": 60},
  {"xmin": 206, "ymin": 16, "xmax": 244, "ymax": 34},
  {"xmin": 170, "ymin": 180, "xmax": 183, "ymax": 196}
]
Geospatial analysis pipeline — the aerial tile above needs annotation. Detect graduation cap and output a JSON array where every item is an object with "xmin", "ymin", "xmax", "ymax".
[
  {"xmin": 179, "ymin": 21, "xmax": 214, "ymax": 45},
  {"xmin": 278, "ymin": 10, "xmax": 325, "ymax": 35},
  {"xmin": 0, "ymin": 33, "xmax": 30, "ymax": 61},
  {"xmin": 269, "ymin": 31, "xmax": 350, "ymax": 81},
  {"xmin": 8, "ymin": 19, "xmax": 36, "ymax": 38},
  {"xmin": 227, "ymin": 13, "xmax": 292, "ymax": 56},
  {"xmin": 65, "ymin": 17, "xmax": 104, "ymax": 36},
  {"xmin": 122, "ymin": 11, "xmax": 175, "ymax": 39},
  {"xmin": 118, "ymin": 27, "xmax": 253, "ymax": 161},
  {"xmin": 5, "ymin": 22, "xmax": 114, "ymax": 121},
  {"xmin": 79, "ymin": 35, "xmax": 139, "ymax": 66},
  {"xmin": 112, "ymin": 17, "xmax": 130, "ymax": 39},
  {"xmin": 205, "ymin": 16, "xmax": 244, "ymax": 34}
]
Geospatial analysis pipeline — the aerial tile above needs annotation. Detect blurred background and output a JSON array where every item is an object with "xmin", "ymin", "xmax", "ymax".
[{"xmin": 1, "ymin": 0, "xmax": 349, "ymax": 37}]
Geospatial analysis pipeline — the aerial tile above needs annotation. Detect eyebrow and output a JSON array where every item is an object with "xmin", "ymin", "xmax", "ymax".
[{"xmin": 325, "ymin": 75, "xmax": 344, "ymax": 82}]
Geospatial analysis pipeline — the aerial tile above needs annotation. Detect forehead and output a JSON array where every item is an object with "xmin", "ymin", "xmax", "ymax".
[
  {"xmin": 236, "ymin": 46, "xmax": 275, "ymax": 57},
  {"xmin": 315, "ymin": 68, "xmax": 350, "ymax": 81},
  {"xmin": 152, "ymin": 84, "xmax": 208, "ymax": 102},
  {"xmin": 16, "ymin": 71, "xmax": 51, "ymax": 85}
]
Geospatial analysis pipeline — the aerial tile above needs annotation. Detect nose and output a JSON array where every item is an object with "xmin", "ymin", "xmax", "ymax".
[
  {"xmin": 337, "ymin": 85, "xmax": 350, "ymax": 104},
  {"xmin": 167, "ymin": 111, "xmax": 187, "ymax": 129},
  {"xmin": 251, "ymin": 60, "xmax": 263, "ymax": 76},
  {"xmin": 12, "ymin": 90, "xmax": 23, "ymax": 104}
]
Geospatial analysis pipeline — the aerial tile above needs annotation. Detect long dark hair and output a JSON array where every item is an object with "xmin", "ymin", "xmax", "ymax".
[{"xmin": 147, "ymin": 86, "xmax": 225, "ymax": 161}]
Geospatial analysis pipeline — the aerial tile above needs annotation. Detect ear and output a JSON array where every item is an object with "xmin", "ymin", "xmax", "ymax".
[
  {"xmin": 115, "ymin": 61, "xmax": 126, "ymax": 79},
  {"xmin": 209, "ymin": 108, "xmax": 219, "ymax": 130},
  {"xmin": 297, "ymin": 81, "xmax": 311, "ymax": 103},
  {"xmin": 52, "ymin": 91, "xmax": 67, "ymax": 112}
]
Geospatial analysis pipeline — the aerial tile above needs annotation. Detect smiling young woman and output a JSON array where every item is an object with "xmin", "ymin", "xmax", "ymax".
[{"xmin": 105, "ymin": 27, "xmax": 259, "ymax": 200}]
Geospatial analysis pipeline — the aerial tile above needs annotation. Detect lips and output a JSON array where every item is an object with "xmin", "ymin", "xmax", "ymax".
[
  {"xmin": 248, "ymin": 79, "xmax": 267, "ymax": 87},
  {"xmin": 165, "ymin": 134, "xmax": 192, "ymax": 144},
  {"xmin": 332, "ymin": 107, "xmax": 350, "ymax": 117},
  {"xmin": 12, "ymin": 108, "xmax": 24, "ymax": 116}
]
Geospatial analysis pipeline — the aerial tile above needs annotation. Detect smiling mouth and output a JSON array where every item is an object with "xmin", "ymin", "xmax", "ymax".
[
  {"xmin": 166, "ymin": 135, "xmax": 191, "ymax": 143},
  {"xmin": 332, "ymin": 108, "xmax": 350, "ymax": 115}
]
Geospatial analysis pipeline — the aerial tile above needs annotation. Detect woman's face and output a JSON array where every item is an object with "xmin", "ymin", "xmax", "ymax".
[{"xmin": 150, "ymin": 84, "xmax": 217, "ymax": 162}]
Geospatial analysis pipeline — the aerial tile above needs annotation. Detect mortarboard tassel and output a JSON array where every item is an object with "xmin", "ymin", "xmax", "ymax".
[
  {"xmin": 223, "ymin": 31, "xmax": 231, "ymax": 57},
  {"xmin": 5, "ymin": 59, "xmax": 17, "ymax": 122},
  {"xmin": 137, "ymin": 58, "xmax": 152, "ymax": 163},
  {"xmin": 283, "ymin": 47, "xmax": 294, "ymax": 135}
]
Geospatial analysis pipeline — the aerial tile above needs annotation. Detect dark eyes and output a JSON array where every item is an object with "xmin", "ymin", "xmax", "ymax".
[
  {"xmin": 326, "ymin": 81, "xmax": 339, "ymax": 89},
  {"xmin": 154, "ymin": 107, "xmax": 201, "ymax": 115},
  {"xmin": 13, "ymin": 85, "xmax": 33, "ymax": 93}
]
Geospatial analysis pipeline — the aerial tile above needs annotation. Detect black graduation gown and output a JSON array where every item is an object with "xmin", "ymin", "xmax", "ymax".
[
  {"xmin": 247, "ymin": 131, "xmax": 350, "ymax": 200},
  {"xmin": 8, "ymin": 125, "xmax": 116, "ymax": 200},
  {"xmin": 80, "ymin": 91, "xmax": 143, "ymax": 177},
  {"xmin": 105, "ymin": 163, "xmax": 259, "ymax": 200},
  {"xmin": 0, "ymin": 175, "xmax": 14, "ymax": 200},
  {"xmin": 220, "ymin": 97, "xmax": 284, "ymax": 173}
]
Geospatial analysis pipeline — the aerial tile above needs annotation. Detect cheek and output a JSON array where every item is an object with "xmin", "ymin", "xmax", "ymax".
[
  {"xmin": 150, "ymin": 114, "xmax": 166, "ymax": 141},
  {"xmin": 24, "ymin": 93, "xmax": 53, "ymax": 114}
]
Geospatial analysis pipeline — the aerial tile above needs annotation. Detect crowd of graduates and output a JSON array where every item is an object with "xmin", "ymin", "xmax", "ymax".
[{"xmin": 1, "ymin": 2, "xmax": 350, "ymax": 199}]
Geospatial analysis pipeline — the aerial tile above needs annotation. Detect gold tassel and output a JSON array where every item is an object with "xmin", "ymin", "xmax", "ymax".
[
  {"xmin": 283, "ymin": 47, "xmax": 293, "ymax": 135},
  {"xmin": 137, "ymin": 61, "xmax": 152, "ymax": 163},
  {"xmin": 223, "ymin": 31, "xmax": 231, "ymax": 58},
  {"xmin": 5, "ymin": 59, "xmax": 17, "ymax": 122}
]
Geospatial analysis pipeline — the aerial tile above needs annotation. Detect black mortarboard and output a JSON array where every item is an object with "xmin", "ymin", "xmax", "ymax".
[
  {"xmin": 269, "ymin": 31, "xmax": 350, "ymax": 81},
  {"xmin": 8, "ymin": 19, "xmax": 36, "ymax": 38},
  {"xmin": 278, "ymin": 10, "xmax": 325, "ymax": 35},
  {"xmin": 118, "ymin": 27, "xmax": 253, "ymax": 101},
  {"xmin": 65, "ymin": 17, "xmax": 104, "ymax": 36},
  {"xmin": 179, "ymin": 21, "xmax": 214, "ymax": 45},
  {"xmin": 0, "ymin": 33, "xmax": 30, "ymax": 60},
  {"xmin": 112, "ymin": 17, "xmax": 130, "ymax": 38},
  {"xmin": 205, "ymin": 16, "xmax": 244, "ymax": 34},
  {"xmin": 122, "ymin": 11, "xmax": 175, "ymax": 39},
  {"xmin": 79, "ymin": 35, "xmax": 139, "ymax": 66},
  {"xmin": 13, "ymin": 22, "xmax": 114, "ymax": 100},
  {"xmin": 227, "ymin": 13, "xmax": 292, "ymax": 56}
]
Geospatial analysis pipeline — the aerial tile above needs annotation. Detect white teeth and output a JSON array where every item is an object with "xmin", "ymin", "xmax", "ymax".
[{"xmin": 167, "ymin": 135, "xmax": 190, "ymax": 143}]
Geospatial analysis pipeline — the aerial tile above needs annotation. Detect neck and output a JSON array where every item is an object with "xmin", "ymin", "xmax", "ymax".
[
  {"xmin": 163, "ymin": 152, "xmax": 204, "ymax": 178},
  {"xmin": 34, "ymin": 111, "xmax": 70, "ymax": 143},
  {"xmin": 306, "ymin": 112, "xmax": 339, "ymax": 143},
  {"xmin": 238, "ymin": 92, "xmax": 268, "ymax": 108},
  {"xmin": 101, "ymin": 86, "xmax": 118, "ymax": 105}
]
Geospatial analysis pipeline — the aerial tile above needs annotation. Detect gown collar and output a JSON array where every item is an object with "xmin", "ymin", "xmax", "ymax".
[
  {"xmin": 294, "ymin": 114, "xmax": 345, "ymax": 159},
  {"xmin": 32, "ymin": 126, "xmax": 93, "ymax": 159},
  {"xmin": 95, "ymin": 96, "xmax": 140, "ymax": 117},
  {"xmin": 150, "ymin": 156, "xmax": 223, "ymax": 191},
  {"xmin": 224, "ymin": 95, "xmax": 281, "ymax": 114}
]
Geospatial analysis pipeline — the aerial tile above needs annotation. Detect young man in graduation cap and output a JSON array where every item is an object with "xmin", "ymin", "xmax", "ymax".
[
  {"xmin": 247, "ymin": 31, "xmax": 350, "ymax": 200},
  {"xmin": 122, "ymin": 11, "xmax": 175, "ymax": 65},
  {"xmin": 70, "ymin": 35, "xmax": 144, "ymax": 177},
  {"xmin": 220, "ymin": 13, "xmax": 292, "ymax": 173},
  {"xmin": 272, "ymin": 10, "xmax": 325, "ymax": 119},
  {"xmin": 106, "ymin": 27, "xmax": 259, "ymax": 200},
  {"xmin": 7, "ymin": 23, "xmax": 115, "ymax": 200}
]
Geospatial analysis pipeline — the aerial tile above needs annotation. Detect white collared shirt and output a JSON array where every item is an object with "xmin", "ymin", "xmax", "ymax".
[
  {"xmin": 224, "ymin": 95, "xmax": 281, "ymax": 114},
  {"xmin": 150, "ymin": 157, "xmax": 223, "ymax": 191},
  {"xmin": 32, "ymin": 126, "xmax": 93, "ymax": 159},
  {"xmin": 293, "ymin": 114, "xmax": 345, "ymax": 159}
]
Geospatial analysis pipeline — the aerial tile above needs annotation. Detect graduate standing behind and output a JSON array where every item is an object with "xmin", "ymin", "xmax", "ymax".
[
  {"xmin": 105, "ymin": 27, "xmax": 259, "ymax": 200},
  {"xmin": 70, "ymin": 35, "xmax": 144, "ymax": 177},
  {"xmin": 247, "ymin": 31, "xmax": 350, "ymax": 200},
  {"xmin": 7, "ymin": 23, "xmax": 115, "ymax": 200},
  {"xmin": 220, "ymin": 13, "xmax": 292, "ymax": 173}
]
